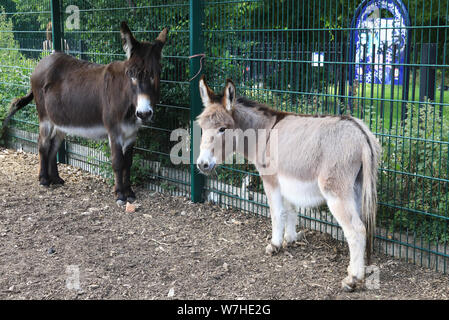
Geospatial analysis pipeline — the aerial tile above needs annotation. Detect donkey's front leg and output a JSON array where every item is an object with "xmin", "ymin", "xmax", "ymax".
[
  {"xmin": 122, "ymin": 143, "xmax": 136, "ymax": 202},
  {"xmin": 263, "ymin": 179, "xmax": 285, "ymax": 255},
  {"xmin": 283, "ymin": 202, "xmax": 304, "ymax": 247},
  {"xmin": 109, "ymin": 135, "xmax": 126, "ymax": 205}
]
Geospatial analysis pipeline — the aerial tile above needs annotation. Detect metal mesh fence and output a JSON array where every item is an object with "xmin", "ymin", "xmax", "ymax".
[{"xmin": 1, "ymin": 0, "xmax": 448, "ymax": 273}]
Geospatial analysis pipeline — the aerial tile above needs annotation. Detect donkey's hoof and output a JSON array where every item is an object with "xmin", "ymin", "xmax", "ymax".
[
  {"xmin": 341, "ymin": 276, "xmax": 361, "ymax": 292},
  {"xmin": 296, "ymin": 230, "xmax": 306, "ymax": 241},
  {"xmin": 341, "ymin": 282, "xmax": 355, "ymax": 292},
  {"xmin": 116, "ymin": 199, "xmax": 126, "ymax": 206},
  {"xmin": 39, "ymin": 178, "xmax": 50, "ymax": 187},
  {"xmin": 116, "ymin": 192, "xmax": 127, "ymax": 207},
  {"xmin": 283, "ymin": 231, "xmax": 306, "ymax": 248},
  {"xmin": 126, "ymin": 189, "xmax": 136, "ymax": 203},
  {"xmin": 282, "ymin": 240, "xmax": 294, "ymax": 249},
  {"xmin": 50, "ymin": 176, "xmax": 65, "ymax": 185},
  {"xmin": 265, "ymin": 243, "xmax": 280, "ymax": 255},
  {"xmin": 282, "ymin": 231, "xmax": 307, "ymax": 248}
]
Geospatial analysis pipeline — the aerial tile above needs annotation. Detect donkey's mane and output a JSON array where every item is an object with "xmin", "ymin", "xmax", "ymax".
[
  {"xmin": 54, "ymin": 52, "xmax": 100, "ymax": 66},
  {"xmin": 237, "ymin": 96, "xmax": 356, "ymax": 122},
  {"xmin": 198, "ymin": 92, "xmax": 355, "ymax": 128},
  {"xmin": 236, "ymin": 96, "xmax": 291, "ymax": 119}
]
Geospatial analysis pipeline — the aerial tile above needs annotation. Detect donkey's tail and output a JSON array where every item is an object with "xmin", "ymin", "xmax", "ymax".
[
  {"xmin": 361, "ymin": 131, "xmax": 381, "ymax": 265},
  {"xmin": 1, "ymin": 91, "xmax": 34, "ymax": 139}
]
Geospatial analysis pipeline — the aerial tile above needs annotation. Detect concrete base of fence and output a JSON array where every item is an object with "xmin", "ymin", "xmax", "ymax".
[
  {"xmin": 4, "ymin": 127, "xmax": 449, "ymax": 273},
  {"xmin": 6, "ymin": 128, "xmax": 39, "ymax": 154}
]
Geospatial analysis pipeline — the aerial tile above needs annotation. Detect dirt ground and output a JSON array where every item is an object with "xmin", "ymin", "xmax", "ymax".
[{"xmin": 0, "ymin": 147, "xmax": 448, "ymax": 300}]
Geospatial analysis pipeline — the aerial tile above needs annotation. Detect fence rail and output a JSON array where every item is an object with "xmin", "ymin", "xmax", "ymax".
[{"xmin": 1, "ymin": 0, "xmax": 448, "ymax": 273}]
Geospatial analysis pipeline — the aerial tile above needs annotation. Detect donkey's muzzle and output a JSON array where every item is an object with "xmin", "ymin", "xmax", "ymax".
[
  {"xmin": 197, "ymin": 161, "xmax": 215, "ymax": 175},
  {"xmin": 136, "ymin": 109, "xmax": 153, "ymax": 121}
]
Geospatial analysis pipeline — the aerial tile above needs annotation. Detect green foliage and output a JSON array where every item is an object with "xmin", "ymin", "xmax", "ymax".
[
  {"xmin": 0, "ymin": 8, "xmax": 38, "ymax": 130},
  {"xmin": 378, "ymin": 102, "xmax": 449, "ymax": 244},
  {"xmin": 96, "ymin": 141, "xmax": 158, "ymax": 188},
  {"xmin": 2, "ymin": 0, "xmax": 449, "ymax": 246},
  {"xmin": 129, "ymin": 152, "xmax": 154, "ymax": 186}
]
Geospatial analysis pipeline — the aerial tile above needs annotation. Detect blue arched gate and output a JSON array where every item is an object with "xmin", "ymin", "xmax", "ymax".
[{"xmin": 349, "ymin": 0, "xmax": 411, "ymax": 119}]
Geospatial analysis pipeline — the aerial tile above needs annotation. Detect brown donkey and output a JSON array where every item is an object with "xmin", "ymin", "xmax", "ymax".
[
  {"xmin": 3, "ymin": 22, "xmax": 167, "ymax": 205},
  {"xmin": 196, "ymin": 77, "xmax": 381, "ymax": 291}
]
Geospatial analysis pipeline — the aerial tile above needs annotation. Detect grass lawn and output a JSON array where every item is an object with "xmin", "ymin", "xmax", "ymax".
[{"xmin": 327, "ymin": 83, "xmax": 449, "ymax": 129}]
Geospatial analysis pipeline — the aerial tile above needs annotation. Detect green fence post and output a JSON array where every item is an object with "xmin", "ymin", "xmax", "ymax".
[
  {"xmin": 50, "ymin": 0, "xmax": 67, "ymax": 164},
  {"xmin": 50, "ymin": 0, "xmax": 62, "ymax": 51},
  {"xmin": 189, "ymin": 0, "xmax": 204, "ymax": 202}
]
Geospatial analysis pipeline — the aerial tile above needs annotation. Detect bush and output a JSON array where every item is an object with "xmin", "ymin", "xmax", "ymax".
[
  {"xmin": 378, "ymin": 102, "xmax": 449, "ymax": 244},
  {"xmin": 0, "ymin": 9, "xmax": 39, "ymax": 135}
]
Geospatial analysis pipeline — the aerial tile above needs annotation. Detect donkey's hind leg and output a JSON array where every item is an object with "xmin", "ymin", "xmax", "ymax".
[
  {"xmin": 326, "ymin": 195, "xmax": 366, "ymax": 291},
  {"xmin": 47, "ymin": 129, "xmax": 66, "ymax": 185},
  {"xmin": 38, "ymin": 121, "xmax": 54, "ymax": 186}
]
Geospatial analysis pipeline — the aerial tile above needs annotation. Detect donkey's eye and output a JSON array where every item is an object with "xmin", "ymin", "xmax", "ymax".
[{"xmin": 218, "ymin": 127, "xmax": 226, "ymax": 133}]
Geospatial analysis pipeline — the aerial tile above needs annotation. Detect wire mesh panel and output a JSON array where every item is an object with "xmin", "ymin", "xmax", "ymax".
[
  {"xmin": 1, "ymin": 0, "xmax": 448, "ymax": 273},
  {"xmin": 58, "ymin": 0, "xmax": 191, "ymax": 195},
  {"xmin": 0, "ymin": 1, "xmax": 50, "ymax": 153},
  {"xmin": 0, "ymin": 0, "xmax": 191, "ymax": 196},
  {"xmin": 201, "ymin": 0, "xmax": 449, "ymax": 272}
]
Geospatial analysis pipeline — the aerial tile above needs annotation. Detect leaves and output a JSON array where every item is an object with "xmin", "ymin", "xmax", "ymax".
[{"xmin": 379, "ymin": 102, "xmax": 449, "ymax": 244}]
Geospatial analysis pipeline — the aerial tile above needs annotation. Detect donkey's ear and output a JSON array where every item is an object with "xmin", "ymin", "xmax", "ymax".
[
  {"xmin": 155, "ymin": 28, "xmax": 168, "ymax": 45},
  {"xmin": 153, "ymin": 28, "xmax": 168, "ymax": 56},
  {"xmin": 224, "ymin": 79, "xmax": 236, "ymax": 112},
  {"xmin": 199, "ymin": 75, "xmax": 213, "ymax": 107},
  {"xmin": 120, "ymin": 21, "xmax": 138, "ymax": 59}
]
